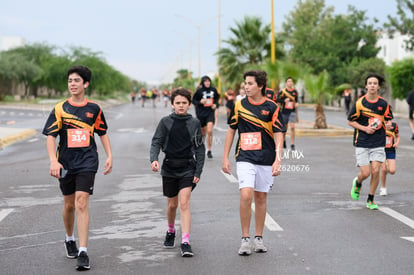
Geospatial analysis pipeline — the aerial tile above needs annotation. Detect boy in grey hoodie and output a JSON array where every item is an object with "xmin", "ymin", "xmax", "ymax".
[{"xmin": 150, "ymin": 88, "xmax": 205, "ymax": 257}]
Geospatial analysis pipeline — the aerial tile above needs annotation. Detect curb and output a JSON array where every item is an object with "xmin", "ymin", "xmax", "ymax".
[
  {"xmin": 289, "ymin": 120, "xmax": 353, "ymax": 137},
  {"xmin": 0, "ymin": 129, "xmax": 37, "ymax": 149}
]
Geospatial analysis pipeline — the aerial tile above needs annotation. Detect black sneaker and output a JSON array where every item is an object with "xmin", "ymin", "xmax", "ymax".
[
  {"xmin": 64, "ymin": 240, "xmax": 78, "ymax": 259},
  {"xmin": 412, "ymin": 133, "xmax": 414, "ymax": 140},
  {"xmin": 76, "ymin": 251, "xmax": 90, "ymax": 271},
  {"xmin": 163, "ymin": 231, "xmax": 175, "ymax": 248},
  {"xmin": 180, "ymin": 242, "xmax": 194, "ymax": 257},
  {"xmin": 291, "ymin": 144, "xmax": 295, "ymax": 151},
  {"xmin": 207, "ymin": 151, "xmax": 213, "ymax": 159},
  {"xmin": 283, "ymin": 140, "xmax": 286, "ymax": 149}
]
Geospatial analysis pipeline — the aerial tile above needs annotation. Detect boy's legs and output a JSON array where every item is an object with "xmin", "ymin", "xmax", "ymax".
[
  {"xmin": 63, "ymin": 194, "xmax": 76, "ymax": 238},
  {"xmin": 253, "ymin": 191, "xmax": 267, "ymax": 237},
  {"xmin": 166, "ymin": 196, "xmax": 178, "ymax": 226},
  {"xmin": 368, "ymin": 161, "xmax": 381, "ymax": 197},
  {"xmin": 178, "ymin": 187, "xmax": 192, "ymax": 236},
  {"xmin": 240, "ymin": 188, "xmax": 254, "ymax": 237},
  {"xmin": 380, "ymin": 161, "xmax": 388, "ymax": 189},
  {"xmin": 206, "ymin": 121, "xmax": 214, "ymax": 152},
  {"xmin": 75, "ymin": 191, "xmax": 90, "ymax": 249},
  {"xmin": 387, "ymin": 159, "xmax": 396, "ymax": 175},
  {"xmin": 289, "ymin": 122, "xmax": 295, "ymax": 146}
]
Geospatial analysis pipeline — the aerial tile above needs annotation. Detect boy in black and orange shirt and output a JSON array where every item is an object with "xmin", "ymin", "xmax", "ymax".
[
  {"xmin": 277, "ymin": 77, "xmax": 298, "ymax": 150},
  {"xmin": 348, "ymin": 73, "xmax": 393, "ymax": 210},
  {"xmin": 222, "ymin": 70, "xmax": 284, "ymax": 255},
  {"xmin": 43, "ymin": 65, "xmax": 113, "ymax": 270}
]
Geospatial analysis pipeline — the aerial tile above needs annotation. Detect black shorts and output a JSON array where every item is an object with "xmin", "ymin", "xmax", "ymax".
[
  {"xmin": 409, "ymin": 108, "xmax": 414, "ymax": 120},
  {"xmin": 59, "ymin": 172, "xmax": 96, "ymax": 196},
  {"xmin": 162, "ymin": 176, "xmax": 195, "ymax": 198},
  {"xmin": 198, "ymin": 112, "xmax": 215, "ymax": 128}
]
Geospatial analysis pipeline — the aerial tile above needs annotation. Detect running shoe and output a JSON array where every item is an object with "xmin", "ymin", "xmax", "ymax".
[
  {"xmin": 290, "ymin": 144, "xmax": 295, "ymax": 151},
  {"xmin": 180, "ymin": 242, "xmax": 194, "ymax": 257},
  {"xmin": 379, "ymin": 188, "xmax": 387, "ymax": 196},
  {"xmin": 366, "ymin": 201, "xmax": 379, "ymax": 210},
  {"xmin": 238, "ymin": 237, "xmax": 252, "ymax": 256},
  {"xmin": 76, "ymin": 251, "xmax": 90, "ymax": 271},
  {"xmin": 253, "ymin": 236, "xmax": 268, "ymax": 253},
  {"xmin": 350, "ymin": 177, "xmax": 360, "ymax": 200},
  {"xmin": 64, "ymin": 240, "xmax": 78, "ymax": 259},
  {"xmin": 163, "ymin": 231, "xmax": 175, "ymax": 248},
  {"xmin": 207, "ymin": 151, "xmax": 213, "ymax": 159}
]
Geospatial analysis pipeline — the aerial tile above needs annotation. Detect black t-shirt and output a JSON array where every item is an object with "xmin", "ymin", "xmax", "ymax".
[
  {"xmin": 228, "ymin": 97, "xmax": 285, "ymax": 165},
  {"xmin": 348, "ymin": 95, "xmax": 393, "ymax": 148},
  {"xmin": 42, "ymin": 99, "xmax": 108, "ymax": 173}
]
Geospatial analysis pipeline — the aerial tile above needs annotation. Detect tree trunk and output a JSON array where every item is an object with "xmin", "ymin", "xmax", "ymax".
[{"xmin": 314, "ymin": 103, "xmax": 327, "ymax": 129}]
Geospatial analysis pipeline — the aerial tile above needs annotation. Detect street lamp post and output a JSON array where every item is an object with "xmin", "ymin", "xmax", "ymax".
[{"xmin": 271, "ymin": 0, "xmax": 276, "ymax": 90}]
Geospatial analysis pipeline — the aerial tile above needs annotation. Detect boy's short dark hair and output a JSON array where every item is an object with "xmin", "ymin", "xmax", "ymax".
[
  {"xmin": 67, "ymin": 65, "xmax": 92, "ymax": 83},
  {"xmin": 286, "ymin": 76, "xmax": 294, "ymax": 82},
  {"xmin": 171, "ymin": 88, "xmax": 192, "ymax": 104},
  {"xmin": 243, "ymin": 70, "xmax": 267, "ymax": 95},
  {"xmin": 364, "ymin": 73, "xmax": 384, "ymax": 86}
]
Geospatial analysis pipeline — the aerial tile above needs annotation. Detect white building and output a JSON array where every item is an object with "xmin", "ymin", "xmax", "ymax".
[
  {"xmin": 0, "ymin": 36, "xmax": 25, "ymax": 51},
  {"xmin": 376, "ymin": 31, "xmax": 414, "ymax": 115},
  {"xmin": 376, "ymin": 31, "xmax": 414, "ymax": 65}
]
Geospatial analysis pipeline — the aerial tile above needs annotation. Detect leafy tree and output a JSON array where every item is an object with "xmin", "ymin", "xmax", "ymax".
[
  {"xmin": 384, "ymin": 0, "xmax": 414, "ymax": 50},
  {"xmin": 217, "ymin": 16, "xmax": 285, "ymax": 90},
  {"xmin": 171, "ymin": 69, "xmax": 196, "ymax": 91},
  {"xmin": 387, "ymin": 58, "xmax": 414, "ymax": 99},
  {"xmin": 303, "ymin": 70, "xmax": 331, "ymax": 128},
  {"xmin": 282, "ymin": 0, "xmax": 379, "ymax": 86}
]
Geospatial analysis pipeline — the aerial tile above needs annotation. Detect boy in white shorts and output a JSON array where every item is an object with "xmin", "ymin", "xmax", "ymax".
[{"xmin": 222, "ymin": 70, "xmax": 284, "ymax": 255}]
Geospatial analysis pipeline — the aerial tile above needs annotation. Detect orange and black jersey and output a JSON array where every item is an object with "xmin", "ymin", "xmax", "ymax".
[
  {"xmin": 42, "ymin": 99, "xmax": 108, "ymax": 173},
  {"xmin": 277, "ymin": 88, "xmax": 298, "ymax": 113},
  {"xmin": 348, "ymin": 95, "xmax": 393, "ymax": 148},
  {"xmin": 265, "ymin": 88, "xmax": 276, "ymax": 102},
  {"xmin": 385, "ymin": 122, "xmax": 399, "ymax": 150},
  {"xmin": 229, "ymin": 96, "xmax": 285, "ymax": 165}
]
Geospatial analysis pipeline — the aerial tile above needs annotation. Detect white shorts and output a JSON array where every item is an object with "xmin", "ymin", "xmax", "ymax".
[
  {"xmin": 236, "ymin": 162, "xmax": 273, "ymax": 192},
  {"xmin": 355, "ymin": 147, "xmax": 385, "ymax": 166}
]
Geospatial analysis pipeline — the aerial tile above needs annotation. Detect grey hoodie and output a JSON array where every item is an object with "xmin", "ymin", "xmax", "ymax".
[{"xmin": 150, "ymin": 113, "xmax": 205, "ymax": 178}]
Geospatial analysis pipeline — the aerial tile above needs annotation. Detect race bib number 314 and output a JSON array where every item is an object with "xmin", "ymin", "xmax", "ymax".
[{"xmin": 67, "ymin": 129, "xmax": 90, "ymax": 148}]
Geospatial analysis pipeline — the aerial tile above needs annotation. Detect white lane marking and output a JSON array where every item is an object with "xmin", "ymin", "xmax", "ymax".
[
  {"xmin": 251, "ymin": 203, "xmax": 284, "ymax": 231},
  {"xmin": 28, "ymin": 138, "xmax": 39, "ymax": 143},
  {"xmin": 214, "ymin": 126, "xmax": 228, "ymax": 132},
  {"xmin": 401, "ymin": 237, "xmax": 414, "ymax": 243},
  {"xmin": 221, "ymin": 170, "xmax": 283, "ymax": 231},
  {"xmin": 379, "ymin": 207, "xmax": 414, "ymax": 230},
  {"xmin": 0, "ymin": 209, "xmax": 14, "ymax": 222}
]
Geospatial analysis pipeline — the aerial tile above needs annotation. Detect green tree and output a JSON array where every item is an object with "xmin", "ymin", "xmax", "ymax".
[
  {"xmin": 304, "ymin": 70, "xmax": 331, "ymax": 128},
  {"xmin": 172, "ymin": 69, "xmax": 196, "ymax": 91},
  {"xmin": 387, "ymin": 58, "xmax": 414, "ymax": 99},
  {"xmin": 384, "ymin": 0, "xmax": 414, "ymax": 50},
  {"xmin": 282, "ymin": 0, "xmax": 379, "ymax": 86},
  {"xmin": 217, "ymin": 16, "xmax": 285, "ymax": 90}
]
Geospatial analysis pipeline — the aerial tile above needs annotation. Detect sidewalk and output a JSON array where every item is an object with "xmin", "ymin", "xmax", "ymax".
[{"xmin": 0, "ymin": 127, "xmax": 37, "ymax": 149}]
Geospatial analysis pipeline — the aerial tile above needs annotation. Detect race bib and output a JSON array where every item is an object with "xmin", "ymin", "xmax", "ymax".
[
  {"xmin": 204, "ymin": 98, "xmax": 213, "ymax": 107},
  {"xmin": 285, "ymin": 101, "xmax": 294, "ymax": 110},
  {"xmin": 369, "ymin": 117, "xmax": 382, "ymax": 130},
  {"xmin": 385, "ymin": 136, "xmax": 393, "ymax": 148},
  {"xmin": 67, "ymin": 129, "xmax": 90, "ymax": 148},
  {"xmin": 240, "ymin": 132, "xmax": 262, "ymax": 151}
]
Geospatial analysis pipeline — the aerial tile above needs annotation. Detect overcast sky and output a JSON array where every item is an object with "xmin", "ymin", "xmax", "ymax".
[{"xmin": 0, "ymin": 0, "xmax": 398, "ymax": 85}]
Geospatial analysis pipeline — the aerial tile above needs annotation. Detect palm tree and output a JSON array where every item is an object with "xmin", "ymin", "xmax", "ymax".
[
  {"xmin": 218, "ymin": 16, "xmax": 283, "ymax": 90},
  {"xmin": 304, "ymin": 70, "xmax": 332, "ymax": 129}
]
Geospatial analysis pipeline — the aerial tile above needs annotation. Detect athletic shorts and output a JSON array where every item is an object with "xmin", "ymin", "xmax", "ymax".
[
  {"xmin": 282, "ymin": 112, "xmax": 296, "ymax": 124},
  {"xmin": 355, "ymin": 147, "xmax": 385, "ymax": 166},
  {"xmin": 59, "ymin": 172, "xmax": 96, "ymax": 196},
  {"xmin": 409, "ymin": 108, "xmax": 414, "ymax": 120},
  {"xmin": 236, "ymin": 162, "xmax": 273, "ymax": 193},
  {"xmin": 162, "ymin": 176, "xmax": 195, "ymax": 198},
  {"xmin": 385, "ymin": 149, "xmax": 396, "ymax": 160},
  {"xmin": 197, "ymin": 112, "xmax": 215, "ymax": 128}
]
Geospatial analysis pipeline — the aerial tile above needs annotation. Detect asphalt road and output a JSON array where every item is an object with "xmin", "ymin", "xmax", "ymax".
[{"xmin": 0, "ymin": 102, "xmax": 413, "ymax": 274}]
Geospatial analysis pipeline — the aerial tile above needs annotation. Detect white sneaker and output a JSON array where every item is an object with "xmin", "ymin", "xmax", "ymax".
[
  {"xmin": 380, "ymin": 188, "xmax": 387, "ymax": 196},
  {"xmin": 254, "ymin": 236, "xmax": 268, "ymax": 253},
  {"xmin": 238, "ymin": 237, "xmax": 252, "ymax": 255}
]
